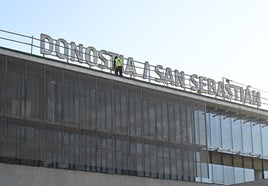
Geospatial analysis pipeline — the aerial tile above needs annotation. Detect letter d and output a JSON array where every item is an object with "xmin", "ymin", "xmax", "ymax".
[{"xmin": 40, "ymin": 33, "xmax": 54, "ymax": 55}]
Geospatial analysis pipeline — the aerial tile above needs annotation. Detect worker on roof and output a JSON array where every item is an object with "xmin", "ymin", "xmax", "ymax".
[{"xmin": 114, "ymin": 56, "xmax": 123, "ymax": 76}]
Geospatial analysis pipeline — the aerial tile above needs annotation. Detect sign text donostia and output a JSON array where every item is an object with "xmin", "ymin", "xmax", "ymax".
[{"xmin": 40, "ymin": 33, "xmax": 261, "ymax": 107}]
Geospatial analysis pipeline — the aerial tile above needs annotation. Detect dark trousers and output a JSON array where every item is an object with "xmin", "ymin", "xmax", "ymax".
[{"xmin": 115, "ymin": 66, "xmax": 123, "ymax": 76}]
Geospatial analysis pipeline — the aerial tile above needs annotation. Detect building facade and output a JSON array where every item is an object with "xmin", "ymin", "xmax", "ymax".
[{"xmin": 1, "ymin": 32, "xmax": 268, "ymax": 186}]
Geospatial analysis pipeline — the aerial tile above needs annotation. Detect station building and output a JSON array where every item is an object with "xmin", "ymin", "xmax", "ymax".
[{"xmin": 0, "ymin": 30, "xmax": 268, "ymax": 186}]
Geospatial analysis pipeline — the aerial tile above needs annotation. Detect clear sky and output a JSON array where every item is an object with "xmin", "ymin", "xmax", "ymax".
[{"xmin": 1, "ymin": 0, "xmax": 268, "ymax": 101}]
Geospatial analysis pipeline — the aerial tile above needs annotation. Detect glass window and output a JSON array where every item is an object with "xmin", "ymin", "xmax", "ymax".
[
  {"xmin": 96, "ymin": 79, "xmax": 112, "ymax": 131},
  {"xmin": 212, "ymin": 164, "xmax": 224, "ymax": 184},
  {"xmin": 80, "ymin": 134, "xmax": 96, "ymax": 171},
  {"xmin": 242, "ymin": 122, "xmax": 253, "ymax": 153},
  {"xmin": 156, "ymin": 93, "xmax": 168, "ymax": 140},
  {"xmin": 97, "ymin": 136, "xmax": 113, "ymax": 173},
  {"xmin": 210, "ymin": 115, "xmax": 222, "ymax": 148},
  {"xmin": 69, "ymin": 133, "xmax": 80, "ymax": 165},
  {"xmin": 0, "ymin": 55, "xmax": 5, "ymax": 114},
  {"xmin": 45, "ymin": 128, "xmax": 63, "ymax": 167},
  {"xmin": 129, "ymin": 87, "xmax": 142, "ymax": 136},
  {"xmin": 26, "ymin": 63, "xmax": 44, "ymax": 119},
  {"xmin": 142, "ymin": 89, "xmax": 155, "ymax": 138},
  {"xmin": 232, "ymin": 118, "xmax": 242, "ymax": 151},
  {"xmin": 46, "ymin": 67, "xmax": 63, "ymax": 123},
  {"xmin": 264, "ymin": 171, "xmax": 268, "ymax": 179},
  {"xmin": 194, "ymin": 110, "xmax": 206, "ymax": 146},
  {"xmin": 234, "ymin": 167, "xmax": 245, "ymax": 184},
  {"xmin": 181, "ymin": 99, "xmax": 193, "ymax": 144},
  {"xmin": 128, "ymin": 141, "xmax": 143, "ymax": 174},
  {"xmin": 63, "ymin": 72, "xmax": 80, "ymax": 125},
  {"xmin": 6, "ymin": 58, "xmax": 25, "ymax": 117},
  {"xmin": 221, "ymin": 117, "xmax": 232, "ymax": 149},
  {"xmin": 114, "ymin": 82, "xmax": 127, "ymax": 134},
  {"xmin": 224, "ymin": 166, "xmax": 234, "ymax": 185},
  {"xmin": 252, "ymin": 123, "xmax": 262, "ymax": 154},
  {"xmin": 244, "ymin": 168, "xmax": 254, "ymax": 182},
  {"xmin": 262, "ymin": 125, "xmax": 268, "ymax": 156},
  {"xmin": 144, "ymin": 143, "xmax": 156, "ymax": 177},
  {"xmin": 168, "ymin": 97, "xmax": 181, "ymax": 143},
  {"xmin": 80, "ymin": 75, "xmax": 96, "ymax": 129},
  {"xmin": 115, "ymin": 137, "xmax": 128, "ymax": 173}
]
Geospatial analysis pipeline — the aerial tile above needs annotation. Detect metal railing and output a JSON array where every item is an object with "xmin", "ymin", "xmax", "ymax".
[{"xmin": 1, "ymin": 29, "xmax": 268, "ymax": 111}]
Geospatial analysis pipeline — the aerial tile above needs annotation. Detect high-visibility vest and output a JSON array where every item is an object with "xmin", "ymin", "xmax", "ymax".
[{"xmin": 115, "ymin": 58, "xmax": 123, "ymax": 67}]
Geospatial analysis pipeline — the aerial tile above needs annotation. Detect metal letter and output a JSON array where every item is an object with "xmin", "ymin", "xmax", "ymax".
[
  {"xmin": 190, "ymin": 74, "xmax": 198, "ymax": 91},
  {"xmin": 55, "ymin": 38, "xmax": 69, "ymax": 59},
  {"xmin": 216, "ymin": 81, "xmax": 225, "ymax": 97},
  {"xmin": 125, "ymin": 57, "xmax": 136, "ymax": 76},
  {"xmin": 252, "ymin": 90, "xmax": 261, "ymax": 107},
  {"xmin": 174, "ymin": 70, "xmax": 185, "ymax": 88},
  {"xmin": 199, "ymin": 76, "xmax": 207, "ymax": 93},
  {"xmin": 244, "ymin": 86, "xmax": 252, "ymax": 104},
  {"xmin": 155, "ymin": 65, "xmax": 164, "ymax": 83},
  {"xmin": 230, "ymin": 84, "xmax": 240, "ymax": 101},
  {"xmin": 70, "ymin": 42, "xmax": 83, "ymax": 63},
  {"xmin": 98, "ymin": 50, "xmax": 109, "ymax": 69},
  {"xmin": 207, "ymin": 78, "xmax": 216, "ymax": 95},
  {"xmin": 40, "ymin": 33, "xmax": 54, "ymax": 55},
  {"xmin": 164, "ymin": 67, "xmax": 174, "ymax": 85},
  {"xmin": 224, "ymin": 84, "xmax": 233, "ymax": 99},
  {"xmin": 143, "ymin": 61, "xmax": 150, "ymax": 79},
  {"xmin": 85, "ymin": 46, "xmax": 98, "ymax": 66}
]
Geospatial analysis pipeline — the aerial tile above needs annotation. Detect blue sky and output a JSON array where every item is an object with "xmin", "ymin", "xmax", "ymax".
[{"xmin": 1, "ymin": 0, "xmax": 268, "ymax": 96}]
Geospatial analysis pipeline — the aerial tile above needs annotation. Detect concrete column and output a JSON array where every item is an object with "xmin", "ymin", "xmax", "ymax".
[{"xmin": 254, "ymin": 170, "xmax": 263, "ymax": 180}]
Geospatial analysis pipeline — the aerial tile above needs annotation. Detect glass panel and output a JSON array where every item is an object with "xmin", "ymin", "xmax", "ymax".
[
  {"xmin": 183, "ymin": 149, "xmax": 189, "ymax": 181},
  {"xmin": 63, "ymin": 72, "xmax": 80, "ymax": 125},
  {"xmin": 224, "ymin": 166, "xmax": 234, "ymax": 185},
  {"xmin": 129, "ymin": 87, "xmax": 142, "ymax": 136},
  {"xmin": 194, "ymin": 110, "xmax": 206, "ymax": 146},
  {"xmin": 252, "ymin": 123, "xmax": 262, "ymax": 154},
  {"xmin": 6, "ymin": 58, "xmax": 25, "ymax": 117},
  {"xmin": 44, "ymin": 128, "xmax": 64, "ymax": 167},
  {"xmin": 96, "ymin": 79, "xmax": 112, "ymax": 131},
  {"xmin": 264, "ymin": 171, "xmax": 268, "ymax": 179},
  {"xmin": 157, "ymin": 145, "xmax": 164, "ymax": 178},
  {"xmin": 199, "ymin": 111, "xmax": 206, "ymax": 146},
  {"xmin": 242, "ymin": 122, "xmax": 253, "ymax": 153},
  {"xmin": 114, "ymin": 83, "xmax": 127, "ymax": 134},
  {"xmin": 212, "ymin": 164, "xmax": 224, "ymax": 184},
  {"xmin": 156, "ymin": 93, "xmax": 168, "ymax": 140},
  {"xmin": 46, "ymin": 67, "xmax": 62, "ymax": 123},
  {"xmin": 234, "ymin": 167, "xmax": 245, "ymax": 184},
  {"xmin": 232, "ymin": 118, "xmax": 242, "ymax": 151},
  {"xmin": 80, "ymin": 75, "xmax": 96, "ymax": 129},
  {"xmin": 206, "ymin": 113, "xmax": 211, "ymax": 147},
  {"xmin": 128, "ymin": 140, "xmax": 143, "ymax": 173},
  {"xmin": 262, "ymin": 125, "xmax": 268, "ymax": 156},
  {"xmin": 244, "ymin": 168, "xmax": 254, "ymax": 182},
  {"xmin": 97, "ymin": 135, "xmax": 113, "ymax": 172},
  {"xmin": 168, "ymin": 96, "xmax": 181, "ymax": 143},
  {"xmin": 221, "ymin": 117, "xmax": 232, "ymax": 149},
  {"xmin": 0, "ymin": 55, "xmax": 5, "ymax": 114},
  {"xmin": 181, "ymin": 99, "xmax": 193, "ymax": 144},
  {"xmin": 26, "ymin": 63, "xmax": 44, "ymax": 119},
  {"xmin": 210, "ymin": 115, "xmax": 222, "ymax": 148},
  {"xmin": 115, "ymin": 138, "xmax": 128, "ymax": 173},
  {"xmin": 142, "ymin": 90, "xmax": 155, "ymax": 138}
]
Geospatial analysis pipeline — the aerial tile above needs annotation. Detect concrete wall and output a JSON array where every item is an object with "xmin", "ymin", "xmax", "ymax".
[{"xmin": 0, "ymin": 163, "xmax": 216, "ymax": 186}]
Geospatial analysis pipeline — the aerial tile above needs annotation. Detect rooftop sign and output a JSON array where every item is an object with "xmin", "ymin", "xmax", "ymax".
[{"xmin": 40, "ymin": 33, "xmax": 261, "ymax": 107}]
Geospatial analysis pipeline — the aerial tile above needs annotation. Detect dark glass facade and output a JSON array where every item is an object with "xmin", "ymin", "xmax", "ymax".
[
  {"xmin": 1, "ymin": 52, "xmax": 268, "ymax": 185},
  {"xmin": 0, "ymin": 54, "xmax": 208, "ymax": 182}
]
